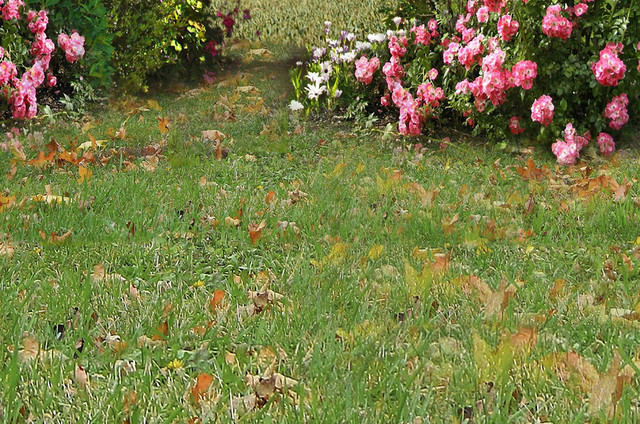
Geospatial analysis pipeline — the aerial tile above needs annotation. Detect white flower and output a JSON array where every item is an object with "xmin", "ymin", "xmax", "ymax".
[
  {"xmin": 289, "ymin": 100, "xmax": 304, "ymax": 111},
  {"xmin": 392, "ymin": 16, "xmax": 404, "ymax": 26},
  {"xmin": 295, "ymin": 61, "xmax": 303, "ymax": 66},
  {"xmin": 397, "ymin": 29, "xmax": 407, "ymax": 37},
  {"xmin": 312, "ymin": 47, "xmax": 326, "ymax": 60},
  {"xmin": 339, "ymin": 51, "xmax": 356, "ymax": 63},
  {"xmin": 306, "ymin": 72, "xmax": 322, "ymax": 84},
  {"xmin": 324, "ymin": 21, "xmax": 332, "ymax": 27},
  {"xmin": 368, "ymin": 33, "xmax": 387, "ymax": 43},
  {"xmin": 305, "ymin": 83, "xmax": 327, "ymax": 100},
  {"xmin": 320, "ymin": 61, "xmax": 333, "ymax": 81},
  {"xmin": 346, "ymin": 33, "xmax": 356, "ymax": 42},
  {"xmin": 334, "ymin": 89, "xmax": 342, "ymax": 98},
  {"xmin": 356, "ymin": 41, "xmax": 372, "ymax": 51}
]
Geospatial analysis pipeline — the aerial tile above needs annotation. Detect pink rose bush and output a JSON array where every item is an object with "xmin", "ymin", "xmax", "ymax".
[
  {"xmin": 0, "ymin": 3, "xmax": 85, "ymax": 120},
  {"xmin": 292, "ymin": 0, "xmax": 639, "ymax": 164}
]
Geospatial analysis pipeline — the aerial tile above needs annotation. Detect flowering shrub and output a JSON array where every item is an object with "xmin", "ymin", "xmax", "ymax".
[
  {"xmin": 0, "ymin": 1, "xmax": 86, "ymax": 120},
  {"xmin": 105, "ymin": 0, "xmax": 251, "ymax": 91},
  {"xmin": 25, "ymin": 0, "xmax": 113, "ymax": 90},
  {"xmin": 295, "ymin": 0, "xmax": 640, "ymax": 163},
  {"xmin": 290, "ymin": 22, "xmax": 369, "ymax": 112}
]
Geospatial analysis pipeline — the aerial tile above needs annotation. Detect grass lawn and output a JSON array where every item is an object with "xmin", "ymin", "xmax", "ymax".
[{"xmin": 2, "ymin": 41, "xmax": 640, "ymax": 423}]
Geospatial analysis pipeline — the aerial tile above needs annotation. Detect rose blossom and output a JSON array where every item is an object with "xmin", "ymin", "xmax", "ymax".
[
  {"xmin": 597, "ymin": 132, "xmax": 615, "ymax": 155},
  {"xmin": 509, "ymin": 116, "xmax": 525, "ymax": 134},
  {"xmin": 354, "ymin": 56, "xmax": 380, "ymax": 85},
  {"xmin": 531, "ymin": 95, "xmax": 554, "ymax": 126},
  {"xmin": 497, "ymin": 15, "xmax": 519, "ymax": 41}
]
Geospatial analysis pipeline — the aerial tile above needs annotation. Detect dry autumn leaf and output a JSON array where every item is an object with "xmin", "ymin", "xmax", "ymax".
[
  {"xmin": 17, "ymin": 336, "xmax": 40, "ymax": 363},
  {"xmin": 74, "ymin": 364, "xmax": 89, "ymax": 389},
  {"xmin": 0, "ymin": 241, "xmax": 15, "ymax": 258},
  {"xmin": 509, "ymin": 327, "xmax": 538, "ymax": 352},
  {"xmin": 441, "ymin": 214, "xmax": 459, "ymax": 236},
  {"xmin": 191, "ymin": 373, "xmax": 215, "ymax": 403},
  {"xmin": 214, "ymin": 140, "xmax": 229, "ymax": 160},
  {"xmin": 225, "ymin": 216, "xmax": 241, "ymax": 227},
  {"xmin": 91, "ymin": 263, "xmax": 126, "ymax": 284},
  {"xmin": 157, "ymin": 116, "xmax": 170, "ymax": 134},
  {"xmin": 368, "ymin": 244, "xmax": 384, "ymax": 260},
  {"xmin": 78, "ymin": 165, "xmax": 92, "ymax": 183},
  {"xmin": 136, "ymin": 335, "xmax": 166, "ymax": 348},
  {"xmin": 542, "ymin": 351, "xmax": 599, "ymax": 393},
  {"xmin": 27, "ymin": 150, "xmax": 55, "ymax": 168},
  {"xmin": 484, "ymin": 279, "xmax": 517, "ymax": 318},
  {"xmin": 152, "ymin": 321, "xmax": 168, "ymax": 341},
  {"xmin": 201, "ymin": 130, "xmax": 225, "ymax": 142},
  {"xmin": 516, "ymin": 158, "xmax": 548, "ymax": 181},
  {"xmin": 265, "ymin": 190, "xmax": 276, "ymax": 204},
  {"xmin": 39, "ymin": 228, "xmax": 73, "ymax": 244},
  {"xmin": 248, "ymin": 220, "xmax": 266, "ymax": 244},
  {"xmin": 209, "ymin": 289, "xmax": 226, "ymax": 310}
]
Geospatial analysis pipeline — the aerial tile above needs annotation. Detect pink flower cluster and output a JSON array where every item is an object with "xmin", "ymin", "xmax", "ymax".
[
  {"xmin": 509, "ymin": 116, "xmax": 524, "ymax": 134},
  {"xmin": 411, "ymin": 25, "xmax": 429, "ymax": 45},
  {"xmin": 592, "ymin": 43, "xmax": 626, "ymax": 86},
  {"xmin": 443, "ymin": 42, "xmax": 460, "ymax": 64},
  {"xmin": 354, "ymin": 56, "xmax": 380, "ymax": 85},
  {"xmin": 497, "ymin": 15, "xmax": 519, "ymax": 42},
  {"xmin": 484, "ymin": 0, "xmax": 506, "ymax": 13},
  {"xmin": 512, "ymin": 60, "xmax": 537, "ymax": 90},
  {"xmin": 603, "ymin": 93, "xmax": 629, "ymax": 130},
  {"xmin": 417, "ymin": 82, "xmax": 445, "ymax": 109},
  {"xmin": 2, "ymin": 0, "xmax": 24, "ymax": 21},
  {"xmin": 205, "ymin": 40, "xmax": 220, "ymax": 57},
  {"xmin": 454, "ymin": 48, "xmax": 537, "ymax": 111},
  {"xmin": 398, "ymin": 92, "xmax": 425, "ymax": 136},
  {"xmin": 382, "ymin": 56, "xmax": 405, "ymax": 87},
  {"xmin": 458, "ymin": 35, "xmax": 485, "ymax": 70},
  {"xmin": 58, "ymin": 31, "xmax": 85, "ymax": 63},
  {"xmin": 531, "ymin": 94, "xmax": 554, "ymax": 126},
  {"xmin": 574, "ymin": 3, "xmax": 588, "ymax": 16},
  {"xmin": 597, "ymin": 132, "xmax": 615, "ymax": 155},
  {"xmin": 541, "ymin": 5, "xmax": 573, "ymax": 40},
  {"xmin": 378, "ymin": 21, "xmax": 447, "ymax": 135},
  {"xmin": 551, "ymin": 123, "xmax": 590, "ymax": 165},
  {"xmin": 388, "ymin": 36, "xmax": 408, "ymax": 58}
]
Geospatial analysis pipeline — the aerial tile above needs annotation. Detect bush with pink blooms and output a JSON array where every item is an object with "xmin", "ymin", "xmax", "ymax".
[
  {"xmin": 0, "ymin": 0, "xmax": 87, "ymax": 120},
  {"xmin": 294, "ymin": 0, "xmax": 640, "ymax": 164}
]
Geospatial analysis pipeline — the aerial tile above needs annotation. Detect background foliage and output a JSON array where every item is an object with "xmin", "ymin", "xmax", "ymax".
[{"xmin": 227, "ymin": 0, "xmax": 397, "ymax": 45}]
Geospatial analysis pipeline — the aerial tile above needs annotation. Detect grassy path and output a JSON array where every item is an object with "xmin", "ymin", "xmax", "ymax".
[{"xmin": 2, "ymin": 41, "xmax": 640, "ymax": 422}]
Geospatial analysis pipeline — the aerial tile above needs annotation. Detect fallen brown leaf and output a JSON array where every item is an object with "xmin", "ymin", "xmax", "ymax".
[
  {"xmin": 192, "ymin": 373, "xmax": 215, "ymax": 403},
  {"xmin": 248, "ymin": 221, "xmax": 266, "ymax": 244}
]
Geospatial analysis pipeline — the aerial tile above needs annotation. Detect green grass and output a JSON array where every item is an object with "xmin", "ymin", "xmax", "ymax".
[
  {"xmin": 2, "ymin": 42, "xmax": 640, "ymax": 423},
  {"xmin": 222, "ymin": 0, "xmax": 396, "ymax": 46}
]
